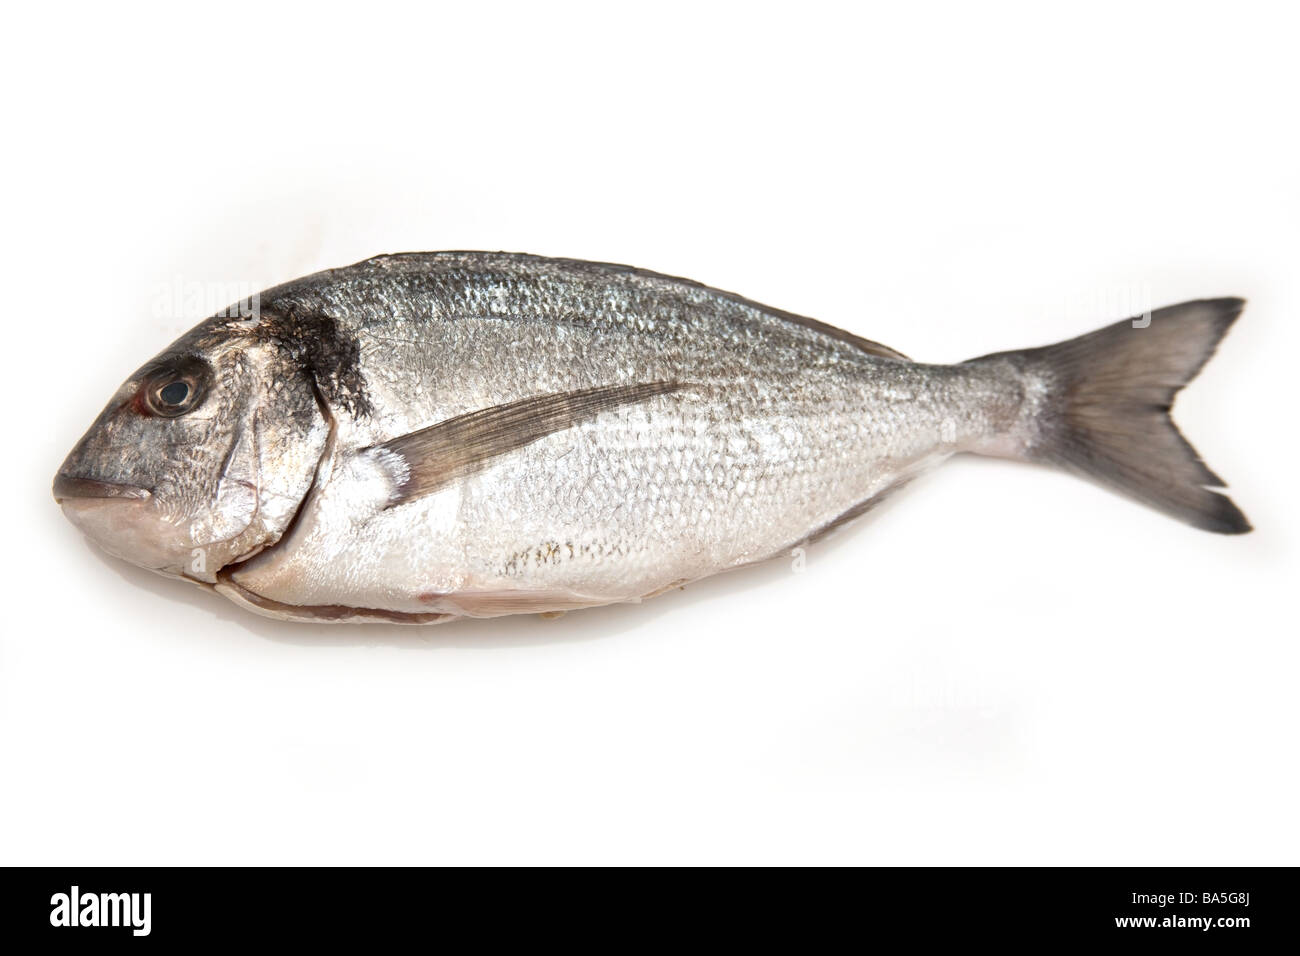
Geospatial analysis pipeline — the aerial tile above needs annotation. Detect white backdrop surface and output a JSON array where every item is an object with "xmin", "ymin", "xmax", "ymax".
[{"xmin": 2, "ymin": 2, "xmax": 1295, "ymax": 864}]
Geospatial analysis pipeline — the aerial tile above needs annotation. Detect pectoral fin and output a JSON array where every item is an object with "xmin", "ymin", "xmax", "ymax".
[{"xmin": 370, "ymin": 381, "xmax": 685, "ymax": 508}]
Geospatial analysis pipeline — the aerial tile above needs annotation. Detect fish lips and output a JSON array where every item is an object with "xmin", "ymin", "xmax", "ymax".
[
  {"xmin": 52, "ymin": 474, "xmax": 152, "ymax": 503},
  {"xmin": 53, "ymin": 473, "xmax": 193, "ymax": 577}
]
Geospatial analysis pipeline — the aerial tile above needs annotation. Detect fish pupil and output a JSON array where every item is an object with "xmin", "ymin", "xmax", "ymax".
[{"xmin": 159, "ymin": 381, "xmax": 190, "ymax": 405}]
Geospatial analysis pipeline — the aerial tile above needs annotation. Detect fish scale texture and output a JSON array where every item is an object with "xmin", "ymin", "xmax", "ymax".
[{"xmin": 227, "ymin": 253, "xmax": 1015, "ymax": 616}]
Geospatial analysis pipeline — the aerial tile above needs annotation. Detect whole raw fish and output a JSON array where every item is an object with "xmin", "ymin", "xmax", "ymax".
[{"xmin": 54, "ymin": 253, "xmax": 1250, "ymax": 623}]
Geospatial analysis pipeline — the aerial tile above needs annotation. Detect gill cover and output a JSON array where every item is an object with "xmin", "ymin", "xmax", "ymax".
[{"xmin": 55, "ymin": 318, "xmax": 329, "ymax": 581}]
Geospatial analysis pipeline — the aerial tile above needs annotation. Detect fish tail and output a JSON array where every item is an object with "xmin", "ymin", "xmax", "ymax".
[{"xmin": 965, "ymin": 298, "xmax": 1250, "ymax": 533}]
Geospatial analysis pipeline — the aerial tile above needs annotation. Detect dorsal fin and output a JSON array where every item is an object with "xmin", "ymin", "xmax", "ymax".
[
  {"xmin": 326, "ymin": 253, "xmax": 912, "ymax": 362},
  {"xmin": 769, "ymin": 312, "xmax": 909, "ymax": 361}
]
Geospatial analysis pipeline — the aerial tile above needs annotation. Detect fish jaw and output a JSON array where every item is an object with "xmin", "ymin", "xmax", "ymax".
[
  {"xmin": 56, "ymin": 494, "xmax": 193, "ymax": 579},
  {"xmin": 52, "ymin": 474, "xmax": 152, "ymax": 502},
  {"xmin": 53, "ymin": 472, "xmax": 175, "ymax": 573}
]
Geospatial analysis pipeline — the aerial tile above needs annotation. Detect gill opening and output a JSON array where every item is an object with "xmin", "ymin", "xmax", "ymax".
[{"xmin": 212, "ymin": 375, "xmax": 338, "ymax": 583}]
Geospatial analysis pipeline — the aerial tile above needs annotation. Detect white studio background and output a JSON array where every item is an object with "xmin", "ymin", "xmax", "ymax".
[{"xmin": 1, "ymin": 2, "xmax": 1296, "ymax": 865}]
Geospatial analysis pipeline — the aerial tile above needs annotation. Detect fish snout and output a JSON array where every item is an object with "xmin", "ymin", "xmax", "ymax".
[{"xmin": 54, "ymin": 472, "xmax": 193, "ymax": 577}]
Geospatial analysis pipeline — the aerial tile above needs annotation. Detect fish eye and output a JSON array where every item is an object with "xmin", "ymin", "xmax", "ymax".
[
  {"xmin": 139, "ymin": 359, "xmax": 210, "ymax": 418},
  {"xmin": 159, "ymin": 381, "xmax": 190, "ymax": 405}
]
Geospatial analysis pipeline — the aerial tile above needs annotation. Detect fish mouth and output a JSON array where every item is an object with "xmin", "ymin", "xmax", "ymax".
[{"xmin": 52, "ymin": 474, "xmax": 152, "ymax": 503}]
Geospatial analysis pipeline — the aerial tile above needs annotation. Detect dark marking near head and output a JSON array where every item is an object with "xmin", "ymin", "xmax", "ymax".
[{"xmin": 258, "ymin": 307, "xmax": 372, "ymax": 418}]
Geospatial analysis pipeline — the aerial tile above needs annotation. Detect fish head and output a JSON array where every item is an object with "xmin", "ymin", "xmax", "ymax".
[{"xmin": 53, "ymin": 319, "xmax": 329, "ymax": 582}]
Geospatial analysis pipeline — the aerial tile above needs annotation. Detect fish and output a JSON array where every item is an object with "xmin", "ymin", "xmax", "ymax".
[{"xmin": 53, "ymin": 252, "xmax": 1250, "ymax": 624}]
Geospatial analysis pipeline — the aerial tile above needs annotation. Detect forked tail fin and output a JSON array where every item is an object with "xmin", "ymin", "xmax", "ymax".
[{"xmin": 970, "ymin": 298, "xmax": 1250, "ymax": 533}]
